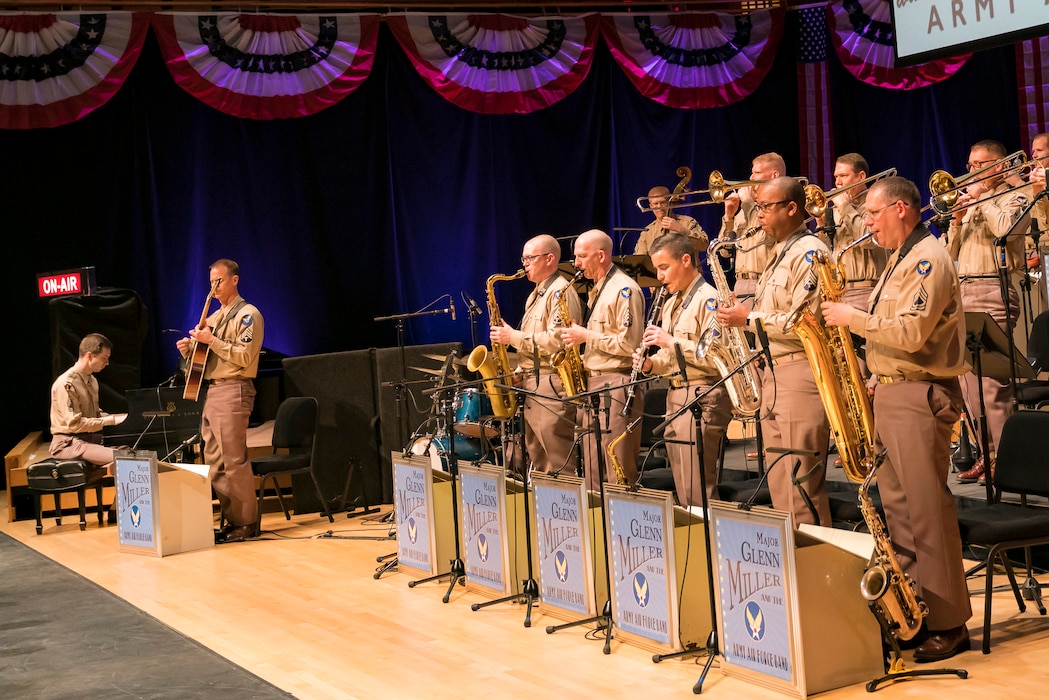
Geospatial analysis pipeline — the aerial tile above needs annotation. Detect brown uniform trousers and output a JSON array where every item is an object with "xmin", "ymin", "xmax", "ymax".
[
  {"xmin": 522, "ymin": 373, "xmax": 578, "ymax": 475},
  {"xmin": 664, "ymin": 384, "xmax": 732, "ymax": 505},
  {"xmin": 203, "ymin": 379, "xmax": 257, "ymax": 527},
  {"xmin": 580, "ymin": 372, "xmax": 643, "ymax": 492}
]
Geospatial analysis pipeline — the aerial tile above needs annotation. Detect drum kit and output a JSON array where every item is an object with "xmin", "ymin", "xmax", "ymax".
[{"xmin": 407, "ymin": 354, "xmax": 501, "ymax": 471}]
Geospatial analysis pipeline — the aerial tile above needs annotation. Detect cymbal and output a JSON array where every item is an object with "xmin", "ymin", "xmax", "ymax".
[
  {"xmin": 408, "ymin": 365, "xmax": 446, "ymax": 376},
  {"xmin": 421, "ymin": 353, "xmax": 466, "ymax": 365}
]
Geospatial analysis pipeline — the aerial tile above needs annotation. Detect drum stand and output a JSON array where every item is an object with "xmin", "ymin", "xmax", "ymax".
[{"xmin": 470, "ymin": 386, "xmax": 540, "ymax": 627}]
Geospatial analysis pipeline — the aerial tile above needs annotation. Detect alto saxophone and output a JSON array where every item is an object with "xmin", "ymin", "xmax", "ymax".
[
  {"xmin": 784, "ymin": 246, "xmax": 875, "ymax": 483},
  {"xmin": 468, "ymin": 269, "xmax": 526, "ymax": 420},
  {"xmin": 606, "ymin": 418, "xmax": 640, "ymax": 486},
  {"xmin": 621, "ymin": 285, "xmax": 668, "ymax": 417},
  {"xmin": 550, "ymin": 271, "xmax": 588, "ymax": 396},
  {"xmin": 702, "ymin": 239, "xmax": 762, "ymax": 416},
  {"xmin": 858, "ymin": 461, "xmax": 929, "ymax": 641}
]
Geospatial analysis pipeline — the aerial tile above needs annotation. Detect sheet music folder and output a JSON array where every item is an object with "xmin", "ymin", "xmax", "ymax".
[{"xmin": 965, "ymin": 311, "xmax": 1036, "ymax": 382}]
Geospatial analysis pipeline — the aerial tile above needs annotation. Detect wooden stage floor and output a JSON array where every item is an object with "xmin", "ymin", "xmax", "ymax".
[{"xmin": 3, "ymin": 491, "xmax": 1049, "ymax": 700}]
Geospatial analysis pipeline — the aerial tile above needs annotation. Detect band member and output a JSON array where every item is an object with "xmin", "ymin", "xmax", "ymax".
[
  {"xmin": 634, "ymin": 185, "xmax": 708, "ymax": 256},
  {"xmin": 822, "ymin": 176, "xmax": 972, "ymax": 662},
  {"xmin": 177, "ymin": 259, "xmax": 265, "ymax": 544},
  {"xmin": 49, "ymin": 333, "xmax": 128, "ymax": 468},
  {"xmin": 945, "ymin": 140, "xmax": 1027, "ymax": 484},
  {"xmin": 717, "ymin": 177, "xmax": 832, "ymax": 526},
  {"xmin": 490, "ymin": 234, "xmax": 582, "ymax": 474},
  {"xmin": 718, "ymin": 152, "xmax": 786, "ymax": 303},
  {"xmin": 814, "ymin": 153, "xmax": 888, "ymax": 313},
  {"xmin": 561, "ymin": 229, "xmax": 645, "ymax": 491},
  {"xmin": 1023, "ymin": 133, "xmax": 1048, "ymax": 318},
  {"xmin": 635, "ymin": 234, "xmax": 732, "ymax": 505}
]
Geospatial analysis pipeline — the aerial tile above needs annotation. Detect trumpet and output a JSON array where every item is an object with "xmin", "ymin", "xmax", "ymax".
[
  {"xmin": 803, "ymin": 168, "xmax": 898, "ymax": 219},
  {"xmin": 928, "ymin": 150, "xmax": 1029, "ymax": 215}
]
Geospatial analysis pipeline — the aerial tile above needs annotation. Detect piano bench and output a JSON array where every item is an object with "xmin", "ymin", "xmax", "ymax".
[{"xmin": 25, "ymin": 458, "xmax": 108, "ymax": 535}]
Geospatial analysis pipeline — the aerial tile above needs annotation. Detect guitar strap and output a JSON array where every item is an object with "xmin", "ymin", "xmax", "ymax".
[{"xmin": 213, "ymin": 300, "xmax": 249, "ymax": 339}]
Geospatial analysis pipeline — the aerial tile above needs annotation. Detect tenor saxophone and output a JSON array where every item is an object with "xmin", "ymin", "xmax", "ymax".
[
  {"xmin": 550, "ymin": 271, "xmax": 588, "ymax": 396},
  {"xmin": 621, "ymin": 285, "xmax": 668, "ymax": 417},
  {"xmin": 606, "ymin": 421, "xmax": 634, "ymax": 486},
  {"xmin": 468, "ymin": 269, "xmax": 526, "ymax": 420},
  {"xmin": 702, "ymin": 239, "xmax": 762, "ymax": 415},
  {"xmin": 858, "ymin": 463, "xmax": 929, "ymax": 641},
  {"xmin": 784, "ymin": 246, "xmax": 875, "ymax": 483}
]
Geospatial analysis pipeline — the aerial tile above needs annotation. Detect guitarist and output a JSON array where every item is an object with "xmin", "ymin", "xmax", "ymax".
[{"xmin": 176, "ymin": 259, "xmax": 264, "ymax": 544}]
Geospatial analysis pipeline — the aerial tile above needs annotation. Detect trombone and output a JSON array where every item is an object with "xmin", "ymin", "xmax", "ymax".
[
  {"xmin": 928, "ymin": 150, "xmax": 1030, "ymax": 215},
  {"xmin": 803, "ymin": 168, "xmax": 898, "ymax": 219},
  {"xmin": 635, "ymin": 169, "xmax": 802, "ymax": 212}
]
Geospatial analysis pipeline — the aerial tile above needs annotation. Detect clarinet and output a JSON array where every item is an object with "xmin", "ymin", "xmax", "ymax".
[{"xmin": 620, "ymin": 286, "xmax": 668, "ymax": 417}]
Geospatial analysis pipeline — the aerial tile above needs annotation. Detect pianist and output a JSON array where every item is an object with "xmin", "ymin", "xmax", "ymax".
[{"xmin": 49, "ymin": 333, "xmax": 128, "ymax": 468}]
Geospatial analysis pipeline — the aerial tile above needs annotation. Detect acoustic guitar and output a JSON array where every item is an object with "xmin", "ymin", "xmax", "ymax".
[{"xmin": 183, "ymin": 279, "xmax": 219, "ymax": 401}]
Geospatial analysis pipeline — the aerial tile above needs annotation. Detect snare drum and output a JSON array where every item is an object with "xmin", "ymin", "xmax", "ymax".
[
  {"xmin": 408, "ymin": 435, "xmax": 484, "ymax": 472},
  {"xmin": 453, "ymin": 388, "xmax": 498, "ymax": 438}
]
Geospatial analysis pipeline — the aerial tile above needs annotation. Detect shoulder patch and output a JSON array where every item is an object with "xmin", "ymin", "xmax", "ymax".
[
  {"xmin": 804, "ymin": 249, "xmax": 816, "ymax": 264},
  {"xmin": 620, "ymin": 287, "xmax": 632, "ymax": 299},
  {"xmin": 916, "ymin": 260, "xmax": 932, "ymax": 276},
  {"xmin": 705, "ymin": 297, "xmax": 718, "ymax": 312}
]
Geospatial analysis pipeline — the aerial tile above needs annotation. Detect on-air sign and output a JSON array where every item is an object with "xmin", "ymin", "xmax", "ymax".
[{"xmin": 37, "ymin": 266, "xmax": 96, "ymax": 298}]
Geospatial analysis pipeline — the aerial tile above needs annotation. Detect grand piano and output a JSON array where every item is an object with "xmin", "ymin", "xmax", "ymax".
[{"xmin": 103, "ymin": 386, "xmax": 204, "ymax": 460}]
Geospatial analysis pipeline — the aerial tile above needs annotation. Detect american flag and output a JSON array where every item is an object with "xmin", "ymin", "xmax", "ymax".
[
  {"xmin": 796, "ymin": 6, "xmax": 834, "ymax": 188},
  {"xmin": 1016, "ymin": 36, "xmax": 1049, "ymax": 152}
]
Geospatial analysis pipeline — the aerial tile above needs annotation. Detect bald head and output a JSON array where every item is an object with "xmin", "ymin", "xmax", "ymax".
[
  {"xmin": 574, "ymin": 229, "xmax": 614, "ymax": 281},
  {"xmin": 527, "ymin": 233, "xmax": 561, "ymax": 257},
  {"xmin": 577, "ymin": 229, "xmax": 612, "ymax": 254}
]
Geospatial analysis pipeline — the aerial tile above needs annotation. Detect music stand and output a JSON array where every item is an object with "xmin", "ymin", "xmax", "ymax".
[{"xmin": 963, "ymin": 311, "xmax": 1036, "ymax": 501}]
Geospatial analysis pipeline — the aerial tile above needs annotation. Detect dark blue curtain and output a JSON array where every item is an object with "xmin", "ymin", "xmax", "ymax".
[{"xmin": 0, "ymin": 22, "xmax": 1019, "ymax": 455}]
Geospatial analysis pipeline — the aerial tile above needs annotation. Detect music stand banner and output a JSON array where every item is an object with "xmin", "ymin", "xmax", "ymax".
[
  {"xmin": 459, "ymin": 462, "xmax": 511, "ymax": 595},
  {"xmin": 115, "ymin": 450, "xmax": 159, "ymax": 555},
  {"xmin": 532, "ymin": 473, "xmax": 595, "ymax": 617},
  {"xmin": 393, "ymin": 452, "xmax": 439, "ymax": 575},
  {"xmin": 604, "ymin": 484, "xmax": 678, "ymax": 650},
  {"xmin": 710, "ymin": 502, "xmax": 803, "ymax": 697}
]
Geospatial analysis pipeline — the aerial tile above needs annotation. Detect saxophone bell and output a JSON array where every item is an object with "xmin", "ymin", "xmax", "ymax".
[{"xmin": 695, "ymin": 328, "xmax": 716, "ymax": 360}]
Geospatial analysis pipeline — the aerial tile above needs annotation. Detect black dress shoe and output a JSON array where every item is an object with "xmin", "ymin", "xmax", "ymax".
[
  {"xmin": 216, "ymin": 524, "xmax": 256, "ymax": 544},
  {"xmin": 913, "ymin": 625, "xmax": 970, "ymax": 663}
]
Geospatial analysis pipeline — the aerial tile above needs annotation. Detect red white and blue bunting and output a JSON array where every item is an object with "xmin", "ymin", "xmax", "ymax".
[
  {"xmin": 600, "ymin": 10, "xmax": 784, "ymax": 109},
  {"xmin": 386, "ymin": 13, "xmax": 600, "ymax": 115},
  {"xmin": 829, "ymin": 0, "xmax": 969, "ymax": 90},
  {"xmin": 0, "ymin": 12, "xmax": 148, "ymax": 129},
  {"xmin": 151, "ymin": 13, "xmax": 380, "ymax": 120}
]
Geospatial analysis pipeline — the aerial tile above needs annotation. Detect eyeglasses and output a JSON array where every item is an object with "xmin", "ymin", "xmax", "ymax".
[
  {"xmin": 866, "ymin": 200, "xmax": 902, "ymax": 218},
  {"xmin": 754, "ymin": 200, "xmax": 790, "ymax": 213},
  {"xmin": 521, "ymin": 253, "xmax": 552, "ymax": 265},
  {"xmin": 966, "ymin": 159, "xmax": 995, "ymax": 172}
]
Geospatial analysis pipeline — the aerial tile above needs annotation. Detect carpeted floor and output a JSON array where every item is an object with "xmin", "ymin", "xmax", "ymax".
[{"xmin": 0, "ymin": 532, "xmax": 293, "ymax": 699}]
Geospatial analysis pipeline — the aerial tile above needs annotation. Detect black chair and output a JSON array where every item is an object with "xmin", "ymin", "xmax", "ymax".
[
  {"xmin": 636, "ymin": 386, "xmax": 675, "ymax": 492},
  {"xmin": 956, "ymin": 410, "xmax": 1049, "ymax": 653},
  {"xmin": 25, "ymin": 457, "xmax": 107, "ymax": 535},
  {"xmin": 1015, "ymin": 310, "xmax": 1049, "ymax": 409},
  {"xmin": 251, "ymin": 396, "xmax": 334, "ymax": 535}
]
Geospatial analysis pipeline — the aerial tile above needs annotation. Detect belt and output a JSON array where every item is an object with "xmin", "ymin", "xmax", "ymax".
[
  {"xmin": 845, "ymin": 280, "xmax": 875, "ymax": 289},
  {"xmin": 877, "ymin": 372, "xmax": 947, "ymax": 384},
  {"xmin": 207, "ymin": 377, "xmax": 246, "ymax": 385},
  {"xmin": 737, "ymin": 272, "xmax": 760, "ymax": 280},
  {"xmin": 773, "ymin": 351, "xmax": 806, "ymax": 364},
  {"xmin": 669, "ymin": 376, "xmax": 718, "ymax": 390},
  {"xmin": 959, "ymin": 275, "xmax": 998, "ymax": 283}
]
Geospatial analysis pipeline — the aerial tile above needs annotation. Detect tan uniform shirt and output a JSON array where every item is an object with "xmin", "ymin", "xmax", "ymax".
[
  {"xmin": 750, "ymin": 229, "xmax": 828, "ymax": 358},
  {"xmin": 946, "ymin": 182, "xmax": 1026, "ymax": 275},
  {"xmin": 719, "ymin": 200, "xmax": 771, "ymax": 278},
  {"xmin": 49, "ymin": 367, "xmax": 119, "ymax": 435},
  {"xmin": 510, "ymin": 273, "xmax": 582, "ymax": 371},
  {"xmin": 582, "ymin": 266, "xmax": 644, "ymax": 373},
  {"xmin": 203, "ymin": 295, "xmax": 265, "ymax": 380},
  {"xmin": 634, "ymin": 214, "xmax": 708, "ymax": 255},
  {"xmin": 648, "ymin": 277, "xmax": 721, "ymax": 383},
  {"xmin": 816, "ymin": 191, "xmax": 887, "ymax": 283},
  {"xmin": 851, "ymin": 226, "xmax": 969, "ymax": 380}
]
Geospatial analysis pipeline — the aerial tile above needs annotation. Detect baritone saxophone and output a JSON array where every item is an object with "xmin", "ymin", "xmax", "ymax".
[{"xmin": 468, "ymin": 269, "xmax": 526, "ymax": 419}]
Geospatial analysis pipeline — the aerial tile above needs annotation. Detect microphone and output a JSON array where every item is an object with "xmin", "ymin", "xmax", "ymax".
[
  {"xmin": 754, "ymin": 317, "xmax": 774, "ymax": 369},
  {"xmin": 674, "ymin": 342, "xmax": 689, "ymax": 380},
  {"xmin": 449, "ymin": 299, "xmax": 457, "ymax": 321},
  {"xmin": 534, "ymin": 344, "xmax": 541, "ymax": 384},
  {"xmin": 464, "ymin": 293, "xmax": 483, "ymax": 317},
  {"xmin": 603, "ymin": 383, "xmax": 612, "ymax": 431}
]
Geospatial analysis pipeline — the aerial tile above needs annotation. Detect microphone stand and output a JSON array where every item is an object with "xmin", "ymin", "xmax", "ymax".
[{"xmin": 470, "ymin": 376, "xmax": 540, "ymax": 627}]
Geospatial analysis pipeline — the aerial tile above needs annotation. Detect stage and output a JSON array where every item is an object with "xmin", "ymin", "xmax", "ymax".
[{"xmin": 2, "ymin": 460, "xmax": 1048, "ymax": 698}]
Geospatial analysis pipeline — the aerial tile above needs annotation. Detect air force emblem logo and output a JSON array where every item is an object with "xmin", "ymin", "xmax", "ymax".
[
  {"xmin": 705, "ymin": 297, "xmax": 718, "ymax": 312},
  {"xmin": 477, "ymin": 533, "xmax": 489, "ymax": 562},
  {"xmin": 555, "ymin": 550, "xmax": 569, "ymax": 583},
  {"xmin": 916, "ymin": 260, "xmax": 931, "ymax": 275},
  {"xmin": 632, "ymin": 573, "xmax": 650, "ymax": 608},
  {"xmin": 407, "ymin": 517, "xmax": 418, "ymax": 544},
  {"xmin": 745, "ymin": 601, "xmax": 766, "ymax": 640},
  {"xmin": 804, "ymin": 249, "xmax": 816, "ymax": 264},
  {"xmin": 130, "ymin": 504, "xmax": 141, "ymax": 528}
]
